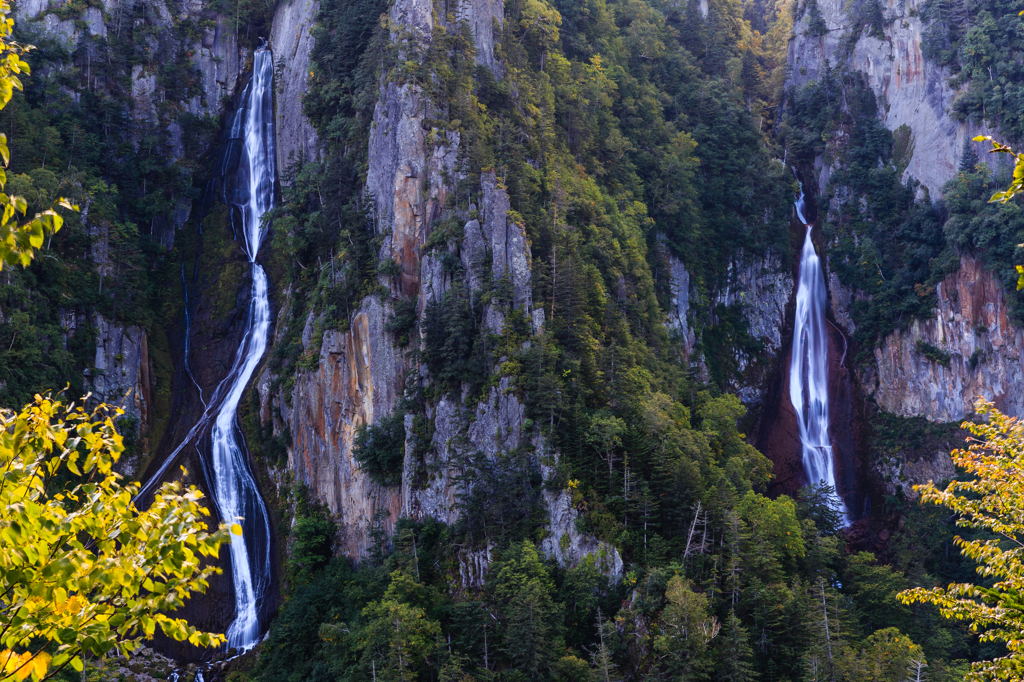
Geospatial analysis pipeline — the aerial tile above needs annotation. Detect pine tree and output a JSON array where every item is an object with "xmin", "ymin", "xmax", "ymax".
[
  {"xmin": 490, "ymin": 542, "xmax": 562, "ymax": 677},
  {"xmin": 959, "ymin": 138, "xmax": 979, "ymax": 172},
  {"xmin": 716, "ymin": 609, "xmax": 756, "ymax": 682},
  {"xmin": 593, "ymin": 608, "xmax": 623, "ymax": 682}
]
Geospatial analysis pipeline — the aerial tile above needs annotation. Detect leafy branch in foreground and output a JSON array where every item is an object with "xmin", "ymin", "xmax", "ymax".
[
  {"xmin": 0, "ymin": 395, "xmax": 238, "ymax": 681},
  {"xmin": 0, "ymin": 0, "xmax": 75, "ymax": 270},
  {"xmin": 974, "ymin": 135, "xmax": 1024, "ymax": 204},
  {"xmin": 897, "ymin": 399, "xmax": 1024, "ymax": 682}
]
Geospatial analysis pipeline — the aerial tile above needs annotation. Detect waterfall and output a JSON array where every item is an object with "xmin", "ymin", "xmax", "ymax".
[
  {"xmin": 212, "ymin": 45, "xmax": 275, "ymax": 651},
  {"xmin": 789, "ymin": 175, "xmax": 848, "ymax": 522},
  {"xmin": 138, "ymin": 48, "xmax": 276, "ymax": 650}
]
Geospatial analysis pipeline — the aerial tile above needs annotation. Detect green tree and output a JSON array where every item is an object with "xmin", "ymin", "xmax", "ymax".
[
  {"xmin": 490, "ymin": 541, "xmax": 563, "ymax": 679},
  {"xmin": 797, "ymin": 482, "xmax": 844, "ymax": 536},
  {"xmin": 361, "ymin": 598, "xmax": 440, "ymax": 680},
  {"xmin": 715, "ymin": 608, "xmax": 756, "ymax": 682},
  {"xmin": 587, "ymin": 410, "xmax": 625, "ymax": 489},
  {"xmin": 287, "ymin": 497, "xmax": 336, "ymax": 586},
  {"xmin": 352, "ymin": 408, "xmax": 407, "ymax": 487},
  {"xmin": 653, "ymin": 575, "xmax": 719, "ymax": 680},
  {"xmin": 843, "ymin": 552, "xmax": 911, "ymax": 637},
  {"xmin": 334, "ymin": 571, "xmax": 442, "ymax": 682},
  {"xmin": 737, "ymin": 491, "xmax": 806, "ymax": 573},
  {"xmin": 898, "ymin": 399, "xmax": 1024, "ymax": 681},
  {"xmin": 837, "ymin": 627, "xmax": 925, "ymax": 682},
  {"xmin": 0, "ymin": 395, "xmax": 233, "ymax": 681}
]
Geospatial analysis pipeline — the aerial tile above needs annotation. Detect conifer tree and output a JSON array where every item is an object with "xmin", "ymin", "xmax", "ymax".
[
  {"xmin": 959, "ymin": 138, "xmax": 979, "ymax": 172},
  {"xmin": 490, "ymin": 542, "xmax": 562, "ymax": 678},
  {"xmin": 593, "ymin": 608, "xmax": 622, "ymax": 682},
  {"xmin": 716, "ymin": 609, "xmax": 756, "ymax": 682}
]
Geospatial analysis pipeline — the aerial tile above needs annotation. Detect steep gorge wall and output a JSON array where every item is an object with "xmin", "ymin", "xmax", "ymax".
[
  {"xmin": 786, "ymin": 0, "xmax": 1024, "ymax": 497},
  {"xmin": 269, "ymin": 0, "xmax": 621, "ymax": 577},
  {"xmin": 788, "ymin": 0, "xmax": 993, "ymax": 197},
  {"xmin": 9, "ymin": 0, "xmax": 323, "ymax": 462},
  {"xmin": 268, "ymin": 0, "xmax": 320, "ymax": 170},
  {"xmin": 9, "ymin": 0, "xmax": 250, "ymax": 450},
  {"xmin": 666, "ymin": 249, "xmax": 794, "ymax": 404},
  {"xmin": 865, "ymin": 255, "xmax": 1024, "ymax": 421}
]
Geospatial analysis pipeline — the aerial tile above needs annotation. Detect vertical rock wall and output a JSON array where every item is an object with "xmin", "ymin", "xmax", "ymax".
[
  {"xmin": 787, "ymin": 0, "xmax": 994, "ymax": 197},
  {"xmin": 268, "ymin": 0, "xmax": 320, "ymax": 172},
  {"xmin": 288, "ymin": 299, "xmax": 406, "ymax": 556},
  {"xmin": 281, "ymin": 0, "xmax": 620, "ymax": 575},
  {"xmin": 87, "ymin": 315, "xmax": 152, "ymax": 476},
  {"xmin": 666, "ymin": 248, "xmax": 794, "ymax": 404},
  {"xmin": 866, "ymin": 255, "xmax": 1024, "ymax": 421}
]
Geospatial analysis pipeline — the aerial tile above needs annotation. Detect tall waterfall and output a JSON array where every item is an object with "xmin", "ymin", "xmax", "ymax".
[
  {"xmin": 213, "ymin": 45, "xmax": 275, "ymax": 648},
  {"xmin": 139, "ymin": 48, "xmax": 276, "ymax": 650},
  {"xmin": 789, "ymin": 177, "xmax": 848, "ymax": 522}
]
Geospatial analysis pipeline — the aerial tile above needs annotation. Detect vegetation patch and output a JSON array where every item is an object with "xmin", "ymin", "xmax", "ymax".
[
  {"xmin": 916, "ymin": 339, "xmax": 952, "ymax": 366},
  {"xmin": 353, "ymin": 406, "xmax": 408, "ymax": 487}
]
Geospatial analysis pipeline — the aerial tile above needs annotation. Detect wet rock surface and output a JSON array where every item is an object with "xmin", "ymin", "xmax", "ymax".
[
  {"xmin": 84, "ymin": 647, "xmax": 195, "ymax": 682},
  {"xmin": 756, "ymin": 338, "xmax": 804, "ymax": 499},
  {"xmin": 83, "ymin": 645, "xmax": 262, "ymax": 682}
]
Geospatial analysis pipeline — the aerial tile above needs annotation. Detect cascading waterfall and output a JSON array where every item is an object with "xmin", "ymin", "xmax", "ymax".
[
  {"xmin": 212, "ymin": 45, "xmax": 275, "ymax": 650},
  {"xmin": 138, "ymin": 48, "xmax": 276, "ymax": 650},
  {"xmin": 789, "ymin": 175, "xmax": 849, "ymax": 522}
]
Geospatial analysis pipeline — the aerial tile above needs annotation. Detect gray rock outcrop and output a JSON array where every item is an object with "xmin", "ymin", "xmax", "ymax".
[
  {"xmin": 269, "ymin": 0, "xmax": 321, "ymax": 172},
  {"xmin": 866, "ymin": 255, "xmax": 1024, "ymax": 421},
  {"xmin": 788, "ymin": 0, "xmax": 994, "ymax": 197},
  {"xmin": 667, "ymin": 248, "xmax": 793, "ymax": 403}
]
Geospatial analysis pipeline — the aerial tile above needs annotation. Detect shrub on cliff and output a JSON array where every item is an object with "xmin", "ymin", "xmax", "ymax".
[{"xmin": 353, "ymin": 408, "xmax": 407, "ymax": 487}]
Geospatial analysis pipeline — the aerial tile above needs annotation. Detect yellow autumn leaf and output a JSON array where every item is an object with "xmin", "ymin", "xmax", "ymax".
[{"xmin": 29, "ymin": 653, "xmax": 48, "ymax": 681}]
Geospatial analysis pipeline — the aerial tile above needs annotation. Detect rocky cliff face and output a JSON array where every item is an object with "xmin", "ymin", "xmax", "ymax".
[
  {"xmin": 787, "ymin": 0, "xmax": 1024, "ymax": 424},
  {"xmin": 11, "ymin": 0, "xmax": 321, "ymax": 458},
  {"xmin": 787, "ymin": 0, "xmax": 993, "ymax": 197},
  {"xmin": 667, "ymin": 249, "xmax": 794, "ymax": 404},
  {"xmin": 17, "ymin": 0, "xmax": 244, "ymax": 130},
  {"xmin": 275, "ymin": 0, "xmax": 620, "ymax": 576},
  {"xmin": 87, "ymin": 315, "xmax": 152, "ymax": 463},
  {"xmin": 9, "ymin": 0, "xmax": 249, "ymax": 454},
  {"xmin": 865, "ymin": 255, "xmax": 1024, "ymax": 421},
  {"xmin": 288, "ymin": 299, "xmax": 406, "ymax": 556},
  {"xmin": 786, "ymin": 0, "xmax": 1024, "ymax": 437},
  {"xmin": 268, "ymin": 0, "xmax": 320, "ymax": 171}
]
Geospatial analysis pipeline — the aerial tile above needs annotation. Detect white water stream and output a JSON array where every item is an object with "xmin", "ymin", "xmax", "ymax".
[
  {"xmin": 789, "ymin": 176, "xmax": 848, "ymax": 522},
  {"xmin": 139, "ymin": 48, "xmax": 276, "ymax": 649}
]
